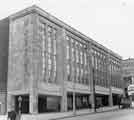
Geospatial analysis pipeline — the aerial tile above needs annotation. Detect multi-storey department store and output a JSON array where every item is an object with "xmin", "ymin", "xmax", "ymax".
[{"xmin": 0, "ymin": 6, "xmax": 123, "ymax": 115}]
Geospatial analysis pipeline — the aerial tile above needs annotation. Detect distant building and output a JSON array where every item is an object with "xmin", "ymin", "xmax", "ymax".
[
  {"xmin": 122, "ymin": 58, "xmax": 134, "ymax": 86},
  {"xmin": 122, "ymin": 58, "xmax": 134, "ymax": 103},
  {"xmin": 0, "ymin": 6, "xmax": 123, "ymax": 116}
]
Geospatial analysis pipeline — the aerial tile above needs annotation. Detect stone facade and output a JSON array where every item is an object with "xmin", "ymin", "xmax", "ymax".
[
  {"xmin": 8, "ymin": 14, "xmax": 32, "ymax": 91},
  {"xmin": 0, "ymin": 5, "xmax": 124, "ymax": 115}
]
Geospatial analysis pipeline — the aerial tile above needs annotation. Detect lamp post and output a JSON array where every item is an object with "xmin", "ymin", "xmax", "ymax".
[
  {"xmin": 92, "ymin": 69, "xmax": 96, "ymax": 112},
  {"xmin": 18, "ymin": 96, "xmax": 22, "ymax": 117}
]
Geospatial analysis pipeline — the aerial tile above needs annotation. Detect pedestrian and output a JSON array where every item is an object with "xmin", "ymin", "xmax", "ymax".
[
  {"xmin": 7, "ymin": 109, "xmax": 16, "ymax": 120},
  {"xmin": 118, "ymin": 96, "xmax": 122, "ymax": 109}
]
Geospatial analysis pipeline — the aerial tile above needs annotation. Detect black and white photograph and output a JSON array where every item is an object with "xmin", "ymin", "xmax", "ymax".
[{"xmin": 0, "ymin": 0, "xmax": 134, "ymax": 120}]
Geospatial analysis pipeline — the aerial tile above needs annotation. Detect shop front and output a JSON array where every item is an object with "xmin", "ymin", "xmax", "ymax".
[
  {"xmin": 38, "ymin": 95, "xmax": 61, "ymax": 113},
  {"xmin": 67, "ymin": 92, "xmax": 91, "ymax": 111},
  {"xmin": 128, "ymin": 84, "xmax": 134, "ymax": 107},
  {"xmin": 95, "ymin": 94, "xmax": 109, "ymax": 108}
]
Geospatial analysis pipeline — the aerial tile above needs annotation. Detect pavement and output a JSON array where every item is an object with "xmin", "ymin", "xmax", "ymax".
[
  {"xmin": 0, "ymin": 107, "xmax": 133, "ymax": 120},
  {"xmin": 58, "ymin": 109, "xmax": 134, "ymax": 120}
]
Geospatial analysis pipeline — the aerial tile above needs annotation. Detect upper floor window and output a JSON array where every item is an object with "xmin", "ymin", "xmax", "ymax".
[
  {"xmin": 66, "ymin": 45, "xmax": 70, "ymax": 60},
  {"xmin": 53, "ymin": 29, "xmax": 57, "ymax": 55},
  {"xmin": 80, "ymin": 51, "xmax": 83, "ymax": 64},
  {"xmin": 72, "ymin": 47, "xmax": 75, "ymax": 61},
  {"xmin": 67, "ymin": 64, "xmax": 71, "ymax": 81},
  {"xmin": 76, "ymin": 49, "xmax": 79, "ymax": 63},
  {"xmin": 84, "ymin": 52, "xmax": 87, "ymax": 65},
  {"xmin": 47, "ymin": 26, "xmax": 52, "ymax": 54},
  {"xmin": 40, "ymin": 23, "xmax": 58, "ymax": 83}
]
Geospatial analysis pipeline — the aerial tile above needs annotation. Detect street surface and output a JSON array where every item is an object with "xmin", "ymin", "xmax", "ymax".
[{"xmin": 59, "ymin": 109, "xmax": 134, "ymax": 120}]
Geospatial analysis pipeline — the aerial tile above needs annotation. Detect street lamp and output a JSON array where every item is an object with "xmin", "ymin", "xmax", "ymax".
[
  {"xmin": 18, "ymin": 96, "xmax": 22, "ymax": 115},
  {"xmin": 92, "ymin": 69, "xmax": 96, "ymax": 112}
]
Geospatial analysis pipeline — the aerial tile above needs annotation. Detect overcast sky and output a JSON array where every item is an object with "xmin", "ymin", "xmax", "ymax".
[{"xmin": 1, "ymin": 0, "xmax": 134, "ymax": 59}]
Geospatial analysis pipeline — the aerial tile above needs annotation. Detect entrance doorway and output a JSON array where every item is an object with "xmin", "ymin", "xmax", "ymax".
[
  {"xmin": 95, "ymin": 94, "xmax": 109, "ymax": 108},
  {"xmin": 15, "ymin": 95, "xmax": 29, "ymax": 114},
  {"xmin": 38, "ymin": 95, "xmax": 61, "ymax": 113},
  {"xmin": 112, "ymin": 94, "xmax": 119, "ymax": 105},
  {"xmin": 67, "ymin": 92, "xmax": 91, "ymax": 111}
]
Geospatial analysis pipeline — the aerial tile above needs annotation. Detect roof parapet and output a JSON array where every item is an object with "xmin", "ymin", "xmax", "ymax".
[{"xmin": 8, "ymin": 5, "xmax": 122, "ymax": 59}]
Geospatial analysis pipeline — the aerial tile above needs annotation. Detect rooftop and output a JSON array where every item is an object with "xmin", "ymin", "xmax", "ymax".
[{"xmin": 9, "ymin": 5, "xmax": 122, "ymax": 59}]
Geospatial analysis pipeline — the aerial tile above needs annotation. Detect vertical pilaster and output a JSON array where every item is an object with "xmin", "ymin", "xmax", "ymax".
[
  {"xmin": 107, "ymin": 51, "xmax": 113, "ymax": 107},
  {"xmin": 120, "ymin": 62, "xmax": 124, "ymax": 96},
  {"xmin": 73, "ymin": 91, "xmax": 76, "ymax": 114},
  {"xmin": 57, "ymin": 28, "xmax": 67, "ymax": 112},
  {"xmin": 29, "ymin": 91, "xmax": 38, "ymax": 114},
  {"xmin": 29, "ymin": 13, "xmax": 39, "ymax": 114},
  {"xmin": 109, "ymin": 89, "xmax": 113, "ymax": 107},
  {"xmin": 7, "ymin": 94, "xmax": 15, "ymax": 112},
  {"xmin": 88, "ymin": 43, "xmax": 95, "ymax": 111},
  {"xmin": 73, "ymin": 36, "xmax": 76, "ymax": 115},
  {"xmin": 62, "ymin": 28, "xmax": 67, "ymax": 112}
]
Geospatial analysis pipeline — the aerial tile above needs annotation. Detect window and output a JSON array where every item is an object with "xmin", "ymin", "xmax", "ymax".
[
  {"xmin": 53, "ymin": 56, "xmax": 56, "ymax": 83},
  {"xmin": 47, "ymin": 26, "xmax": 52, "ymax": 54},
  {"xmin": 71, "ymin": 38, "xmax": 75, "ymax": 62},
  {"xmin": 67, "ymin": 64, "xmax": 71, "ymax": 81},
  {"xmin": 81, "ymin": 69, "xmax": 83, "ymax": 83},
  {"xmin": 84, "ymin": 69, "xmax": 88, "ymax": 84},
  {"xmin": 80, "ymin": 51, "xmax": 83, "ymax": 64},
  {"xmin": 76, "ymin": 67, "xmax": 79, "ymax": 83},
  {"xmin": 38, "ymin": 95, "xmax": 61, "ymax": 113},
  {"xmin": 40, "ymin": 25, "xmax": 58, "ymax": 83},
  {"xmin": 66, "ymin": 36, "xmax": 70, "ymax": 60},
  {"xmin": 42, "ymin": 52, "xmax": 46, "ymax": 80},
  {"xmin": 65, "ymin": 34, "xmax": 90, "ymax": 85},
  {"xmin": 41, "ymin": 23, "xmax": 46, "ymax": 82},
  {"xmin": 76, "ymin": 49, "xmax": 79, "ymax": 63},
  {"xmin": 84, "ymin": 53, "xmax": 87, "ymax": 65},
  {"xmin": 66, "ymin": 45, "xmax": 70, "ymax": 60},
  {"xmin": 75, "ymin": 94, "xmax": 90, "ymax": 110},
  {"xmin": 72, "ymin": 65, "xmax": 75, "ymax": 81},
  {"xmin": 53, "ymin": 29, "xmax": 57, "ymax": 55},
  {"xmin": 67, "ymin": 93, "xmax": 73, "ymax": 111},
  {"xmin": 48, "ymin": 54, "xmax": 52, "ymax": 82},
  {"xmin": 71, "ymin": 47, "xmax": 75, "ymax": 61}
]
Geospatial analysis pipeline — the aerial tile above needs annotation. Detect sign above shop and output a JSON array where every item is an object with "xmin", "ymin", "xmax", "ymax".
[{"xmin": 128, "ymin": 84, "xmax": 134, "ymax": 95}]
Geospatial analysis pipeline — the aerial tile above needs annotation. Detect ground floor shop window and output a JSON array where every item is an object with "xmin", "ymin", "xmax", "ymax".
[
  {"xmin": 38, "ymin": 95, "xmax": 61, "ymax": 113},
  {"xmin": 67, "ymin": 92, "xmax": 91, "ymax": 111},
  {"xmin": 95, "ymin": 94, "xmax": 108, "ymax": 108},
  {"xmin": 102, "ymin": 95, "xmax": 109, "ymax": 106},
  {"xmin": 112, "ymin": 94, "xmax": 119, "ymax": 105},
  {"xmin": 132, "ymin": 95, "xmax": 134, "ymax": 101},
  {"xmin": 75, "ymin": 94, "xmax": 90, "ymax": 109},
  {"xmin": 67, "ymin": 93, "xmax": 73, "ymax": 111}
]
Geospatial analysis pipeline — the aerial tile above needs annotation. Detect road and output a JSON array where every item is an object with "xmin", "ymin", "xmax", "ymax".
[{"xmin": 59, "ymin": 109, "xmax": 134, "ymax": 120}]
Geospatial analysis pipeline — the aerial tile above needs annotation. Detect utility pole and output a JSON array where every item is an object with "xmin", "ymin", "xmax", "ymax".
[{"xmin": 92, "ymin": 69, "xmax": 96, "ymax": 112}]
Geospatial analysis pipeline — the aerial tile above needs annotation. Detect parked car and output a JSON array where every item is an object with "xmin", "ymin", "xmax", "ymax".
[{"xmin": 121, "ymin": 97, "xmax": 131, "ymax": 109}]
